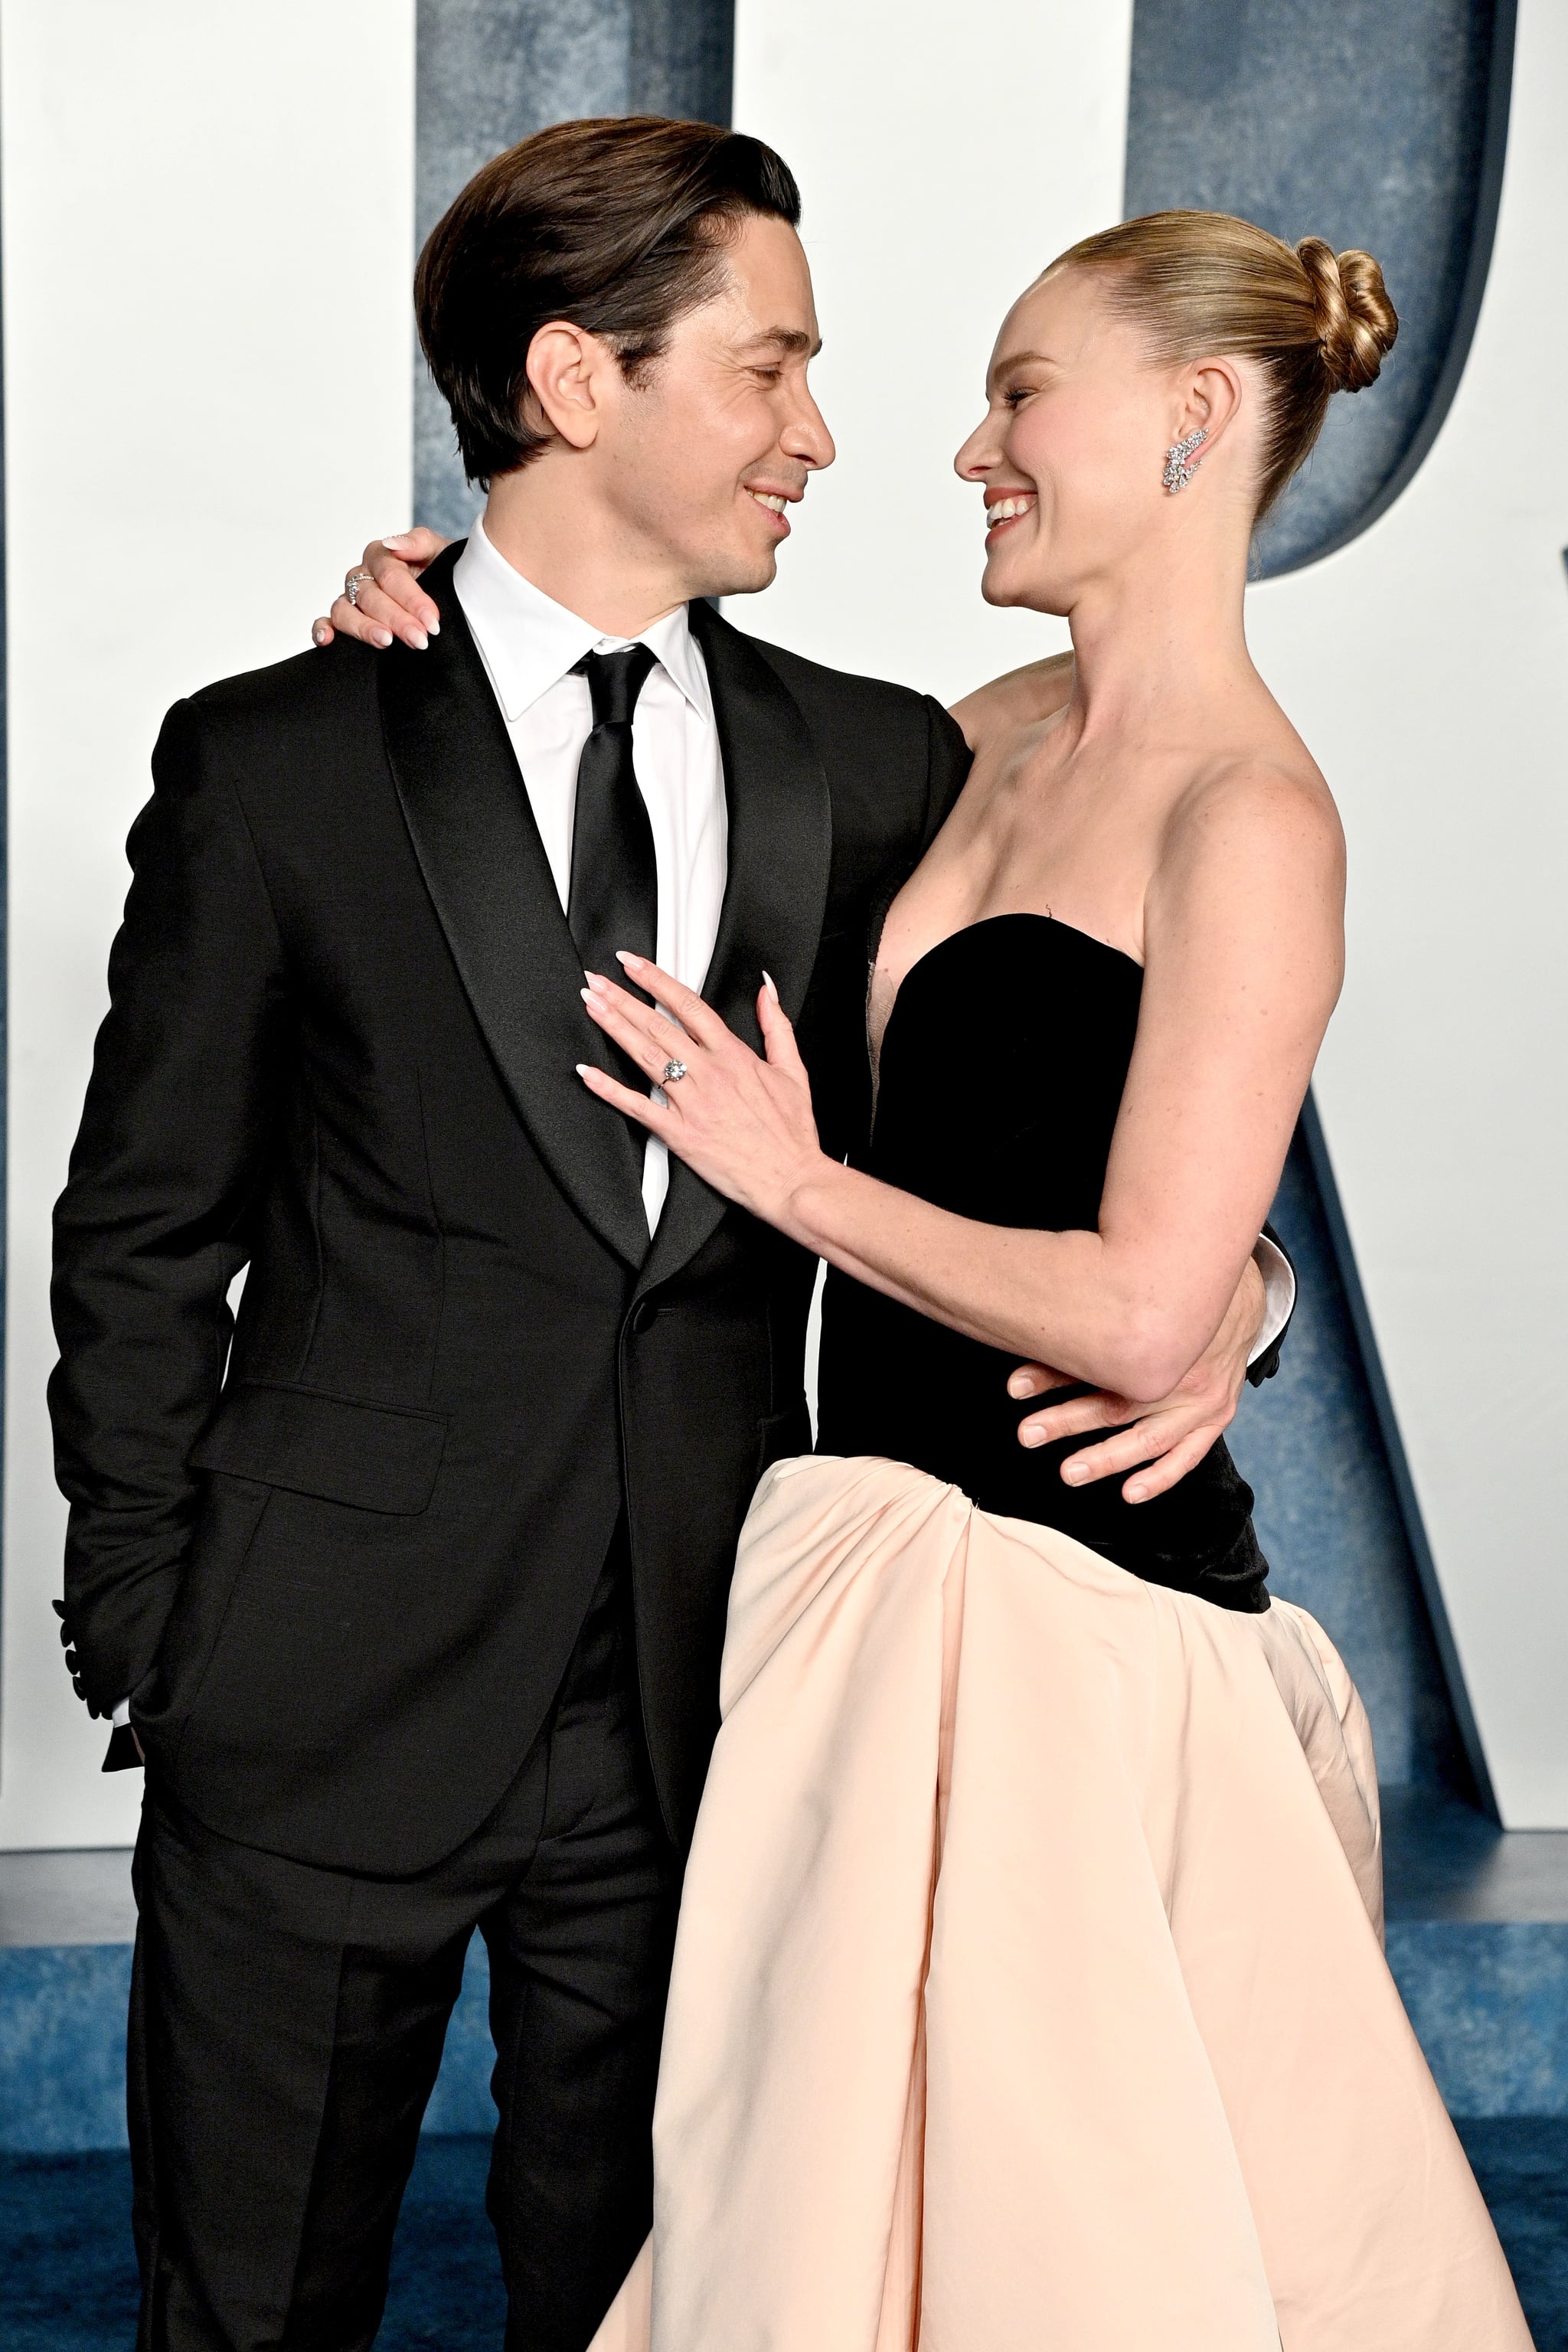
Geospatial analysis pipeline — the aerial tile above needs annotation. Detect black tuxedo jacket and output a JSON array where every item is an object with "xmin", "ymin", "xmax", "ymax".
[{"xmin": 49, "ymin": 550, "xmax": 972, "ymax": 1875}]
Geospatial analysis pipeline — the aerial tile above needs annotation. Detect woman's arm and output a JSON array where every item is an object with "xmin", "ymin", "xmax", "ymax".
[
  {"xmin": 580, "ymin": 763, "xmax": 1343, "ymax": 1403},
  {"xmin": 310, "ymin": 528, "xmax": 449, "ymax": 651}
]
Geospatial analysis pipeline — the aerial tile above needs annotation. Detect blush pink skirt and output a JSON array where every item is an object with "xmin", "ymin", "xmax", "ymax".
[{"xmin": 592, "ymin": 1454, "xmax": 1531, "ymax": 2351}]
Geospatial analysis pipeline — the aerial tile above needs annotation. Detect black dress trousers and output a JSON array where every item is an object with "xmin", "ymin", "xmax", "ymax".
[{"xmin": 128, "ymin": 1547, "xmax": 681, "ymax": 2352}]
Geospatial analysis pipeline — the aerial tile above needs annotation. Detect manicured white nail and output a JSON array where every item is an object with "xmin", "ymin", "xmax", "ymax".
[
  {"xmin": 426, "ymin": 617, "xmax": 440, "ymax": 635},
  {"xmin": 312, "ymin": 624, "xmax": 329, "ymax": 646},
  {"xmin": 373, "ymin": 629, "xmax": 393, "ymax": 648},
  {"xmin": 762, "ymin": 969, "xmax": 779, "ymax": 1002},
  {"xmin": 409, "ymin": 629, "xmax": 429, "ymax": 652}
]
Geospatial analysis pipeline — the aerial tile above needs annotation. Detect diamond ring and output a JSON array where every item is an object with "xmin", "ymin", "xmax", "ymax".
[
  {"xmin": 661, "ymin": 1059, "xmax": 688, "ymax": 1086},
  {"xmin": 345, "ymin": 568, "xmax": 374, "ymax": 607}
]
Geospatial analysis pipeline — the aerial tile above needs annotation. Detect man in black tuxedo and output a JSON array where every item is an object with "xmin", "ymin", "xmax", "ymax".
[{"xmin": 51, "ymin": 118, "xmax": 1287, "ymax": 2352}]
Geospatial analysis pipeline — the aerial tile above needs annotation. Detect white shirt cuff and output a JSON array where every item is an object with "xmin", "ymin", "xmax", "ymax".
[
  {"xmin": 112, "ymin": 1697, "xmax": 132, "ymax": 1728},
  {"xmin": 1250, "ymin": 1233, "xmax": 1295, "ymax": 1366}
]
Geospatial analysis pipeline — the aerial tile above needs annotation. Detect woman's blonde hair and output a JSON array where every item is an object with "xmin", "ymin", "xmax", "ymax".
[{"xmin": 1047, "ymin": 210, "xmax": 1398, "ymax": 518}]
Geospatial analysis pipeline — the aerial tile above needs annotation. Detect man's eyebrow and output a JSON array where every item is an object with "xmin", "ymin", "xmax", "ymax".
[{"xmin": 734, "ymin": 327, "xmax": 820, "ymax": 358}]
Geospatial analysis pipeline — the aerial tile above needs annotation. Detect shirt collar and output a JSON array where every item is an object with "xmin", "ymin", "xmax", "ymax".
[{"xmin": 452, "ymin": 511, "xmax": 710, "ymax": 726}]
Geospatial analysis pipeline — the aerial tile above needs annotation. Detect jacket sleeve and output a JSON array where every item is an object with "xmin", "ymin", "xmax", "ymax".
[
  {"xmin": 1246, "ymin": 1221, "xmax": 1296, "ymax": 1387},
  {"xmin": 921, "ymin": 696, "xmax": 974, "ymax": 846},
  {"xmin": 48, "ymin": 697, "xmax": 291, "ymax": 1718}
]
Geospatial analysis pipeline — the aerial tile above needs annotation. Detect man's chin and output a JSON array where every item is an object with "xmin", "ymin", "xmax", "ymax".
[{"xmin": 701, "ymin": 548, "xmax": 779, "ymax": 601}]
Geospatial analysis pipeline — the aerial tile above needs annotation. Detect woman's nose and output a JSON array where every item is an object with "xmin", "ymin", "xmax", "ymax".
[{"xmin": 954, "ymin": 418, "xmax": 996, "ymax": 482}]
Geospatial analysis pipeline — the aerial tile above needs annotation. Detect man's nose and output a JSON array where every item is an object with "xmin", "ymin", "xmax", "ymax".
[{"xmin": 782, "ymin": 397, "xmax": 835, "ymax": 472}]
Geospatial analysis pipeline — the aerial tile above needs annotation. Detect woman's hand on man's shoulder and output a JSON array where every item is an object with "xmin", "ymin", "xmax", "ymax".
[
  {"xmin": 948, "ymin": 651, "xmax": 1075, "ymax": 753},
  {"xmin": 311, "ymin": 528, "xmax": 450, "ymax": 652}
]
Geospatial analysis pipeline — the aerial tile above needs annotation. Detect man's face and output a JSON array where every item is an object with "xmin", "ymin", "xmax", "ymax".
[{"xmin": 593, "ymin": 213, "xmax": 835, "ymax": 602}]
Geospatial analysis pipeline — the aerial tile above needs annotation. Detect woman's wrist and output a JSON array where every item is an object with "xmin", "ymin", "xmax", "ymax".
[{"xmin": 775, "ymin": 1153, "xmax": 856, "ymax": 1254}]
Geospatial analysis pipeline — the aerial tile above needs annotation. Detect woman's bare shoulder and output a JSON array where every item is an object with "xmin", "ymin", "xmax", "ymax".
[
  {"xmin": 948, "ymin": 652, "xmax": 1075, "ymax": 753},
  {"xmin": 1167, "ymin": 735, "xmax": 1344, "ymax": 885},
  {"xmin": 1149, "ymin": 742, "xmax": 1346, "ymax": 998}
]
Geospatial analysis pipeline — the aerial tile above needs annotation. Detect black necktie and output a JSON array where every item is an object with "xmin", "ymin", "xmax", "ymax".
[
  {"xmin": 568, "ymin": 645, "xmax": 658, "ymax": 984},
  {"xmin": 570, "ymin": 647, "xmax": 659, "ymax": 1132}
]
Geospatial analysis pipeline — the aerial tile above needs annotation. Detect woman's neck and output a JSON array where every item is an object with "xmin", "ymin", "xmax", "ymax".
[{"xmin": 1060, "ymin": 532, "xmax": 1258, "ymax": 748}]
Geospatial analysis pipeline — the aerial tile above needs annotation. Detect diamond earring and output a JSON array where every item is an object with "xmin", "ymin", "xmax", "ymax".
[{"xmin": 1162, "ymin": 426, "xmax": 1207, "ymax": 494}]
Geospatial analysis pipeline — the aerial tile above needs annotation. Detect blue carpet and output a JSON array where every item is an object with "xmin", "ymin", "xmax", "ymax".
[
  {"xmin": 0, "ymin": 2137, "xmax": 504, "ymax": 2352},
  {"xmin": 1, "ymin": 2124, "xmax": 1562, "ymax": 2347},
  {"xmin": 1459, "ymin": 2118, "xmax": 1568, "ymax": 2349}
]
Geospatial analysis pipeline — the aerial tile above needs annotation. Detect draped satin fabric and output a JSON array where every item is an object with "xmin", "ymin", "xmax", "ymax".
[{"xmin": 591, "ymin": 1455, "xmax": 1531, "ymax": 2351}]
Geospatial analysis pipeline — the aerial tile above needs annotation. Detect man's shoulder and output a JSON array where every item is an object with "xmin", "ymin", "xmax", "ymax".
[
  {"xmin": 721, "ymin": 619, "xmax": 930, "ymax": 724},
  {"xmin": 149, "ymin": 641, "xmax": 390, "ymax": 844},
  {"xmin": 707, "ymin": 616, "xmax": 972, "ymax": 838},
  {"xmin": 181, "ymin": 635, "xmax": 381, "ymax": 747}
]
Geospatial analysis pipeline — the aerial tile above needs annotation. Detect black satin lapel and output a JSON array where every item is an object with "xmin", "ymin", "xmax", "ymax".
[
  {"xmin": 638, "ymin": 603, "xmax": 832, "ymax": 1292},
  {"xmin": 379, "ymin": 547, "xmax": 648, "ymax": 1269}
]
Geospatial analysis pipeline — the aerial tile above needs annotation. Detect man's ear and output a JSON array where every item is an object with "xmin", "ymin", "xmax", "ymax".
[
  {"xmin": 1171, "ymin": 357, "xmax": 1246, "ymax": 468},
  {"xmin": 524, "ymin": 320, "xmax": 612, "ymax": 453}
]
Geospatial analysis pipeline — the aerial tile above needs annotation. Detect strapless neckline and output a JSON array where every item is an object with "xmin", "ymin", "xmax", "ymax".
[{"xmin": 874, "ymin": 909, "xmax": 1144, "ymax": 1077}]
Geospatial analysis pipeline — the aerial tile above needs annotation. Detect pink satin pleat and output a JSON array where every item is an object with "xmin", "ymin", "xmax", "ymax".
[{"xmin": 590, "ymin": 1455, "xmax": 1532, "ymax": 2352}]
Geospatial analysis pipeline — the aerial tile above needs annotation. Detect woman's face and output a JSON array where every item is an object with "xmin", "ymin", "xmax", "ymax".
[{"xmin": 955, "ymin": 266, "xmax": 1175, "ymax": 616}]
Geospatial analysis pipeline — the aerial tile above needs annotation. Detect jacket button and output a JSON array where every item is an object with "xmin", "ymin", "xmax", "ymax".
[{"xmin": 629, "ymin": 1298, "xmax": 658, "ymax": 1336}]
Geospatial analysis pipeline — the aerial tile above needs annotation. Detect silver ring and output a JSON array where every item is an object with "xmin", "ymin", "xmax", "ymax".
[
  {"xmin": 345, "ymin": 568, "xmax": 373, "ymax": 607},
  {"xmin": 661, "ymin": 1059, "xmax": 688, "ymax": 1086}
]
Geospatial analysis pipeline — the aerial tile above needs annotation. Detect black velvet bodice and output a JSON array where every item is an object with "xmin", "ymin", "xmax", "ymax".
[{"xmin": 815, "ymin": 914, "xmax": 1268, "ymax": 1612}]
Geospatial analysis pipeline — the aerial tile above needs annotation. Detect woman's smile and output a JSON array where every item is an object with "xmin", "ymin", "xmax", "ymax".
[{"xmin": 984, "ymin": 490, "xmax": 1037, "ymax": 541}]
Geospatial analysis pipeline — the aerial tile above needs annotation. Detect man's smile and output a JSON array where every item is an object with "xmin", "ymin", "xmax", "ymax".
[{"xmin": 743, "ymin": 484, "xmax": 798, "ymax": 535}]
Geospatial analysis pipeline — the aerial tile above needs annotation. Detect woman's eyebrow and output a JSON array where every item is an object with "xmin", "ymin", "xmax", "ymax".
[{"xmin": 989, "ymin": 349, "xmax": 1053, "ymax": 389}]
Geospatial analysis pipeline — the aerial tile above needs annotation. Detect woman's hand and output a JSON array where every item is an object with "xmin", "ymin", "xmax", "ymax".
[
  {"xmin": 1005, "ymin": 1254, "xmax": 1266, "ymax": 1503},
  {"xmin": 311, "ymin": 528, "xmax": 449, "ymax": 652},
  {"xmin": 579, "ymin": 957, "xmax": 830, "ymax": 1230}
]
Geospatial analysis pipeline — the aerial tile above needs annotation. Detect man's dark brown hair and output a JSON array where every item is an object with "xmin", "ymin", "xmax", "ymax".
[{"xmin": 416, "ymin": 114, "xmax": 802, "ymax": 486}]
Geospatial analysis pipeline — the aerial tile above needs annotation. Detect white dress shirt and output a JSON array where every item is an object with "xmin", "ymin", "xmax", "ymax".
[{"xmin": 452, "ymin": 514, "xmax": 728, "ymax": 1235}]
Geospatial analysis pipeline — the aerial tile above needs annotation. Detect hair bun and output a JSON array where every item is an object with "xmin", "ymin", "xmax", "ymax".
[{"xmin": 1295, "ymin": 237, "xmax": 1398, "ymax": 392}]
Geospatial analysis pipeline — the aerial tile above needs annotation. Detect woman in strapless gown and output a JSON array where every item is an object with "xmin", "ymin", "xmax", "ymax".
[
  {"xmin": 817, "ymin": 910, "xmax": 1268, "ymax": 1607},
  {"xmin": 577, "ymin": 214, "xmax": 1532, "ymax": 2349}
]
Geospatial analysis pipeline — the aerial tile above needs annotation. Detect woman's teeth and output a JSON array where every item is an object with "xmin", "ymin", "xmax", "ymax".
[
  {"xmin": 985, "ymin": 495, "xmax": 1033, "ymax": 528},
  {"xmin": 749, "ymin": 492, "xmax": 788, "ymax": 514}
]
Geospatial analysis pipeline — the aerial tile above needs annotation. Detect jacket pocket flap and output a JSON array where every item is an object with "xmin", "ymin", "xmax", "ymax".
[{"xmin": 190, "ymin": 1382, "xmax": 448, "ymax": 1516}]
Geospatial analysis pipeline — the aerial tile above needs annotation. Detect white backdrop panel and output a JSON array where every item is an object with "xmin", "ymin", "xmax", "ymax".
[
  {"xmin": 1246, "ymin": 0, "xmax": 1568, "ymax": 1824},
  {"xmin": 732, "ymin": 0, "xmax": 1134, "ymax": 700},
  {"xmin": 0, "ymin": 0, "xmax": 416, "ymax": 1849}
]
